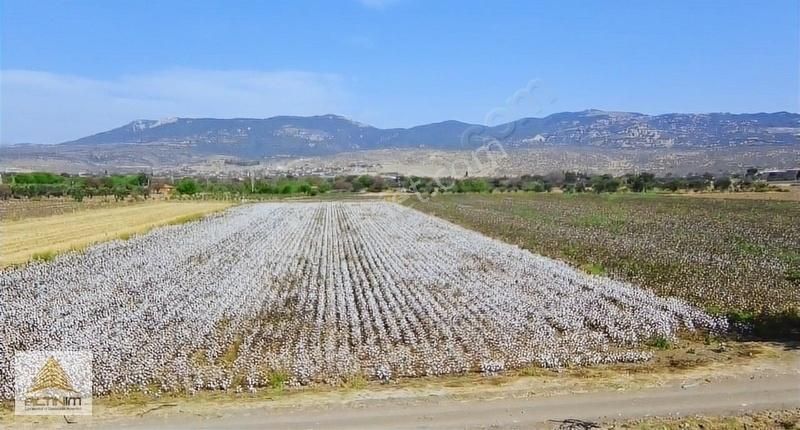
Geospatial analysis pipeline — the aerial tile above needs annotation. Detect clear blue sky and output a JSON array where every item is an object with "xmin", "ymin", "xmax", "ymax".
[{"xmin": 1, "ymin": 0, "xmax": 798, "ymax": 143}]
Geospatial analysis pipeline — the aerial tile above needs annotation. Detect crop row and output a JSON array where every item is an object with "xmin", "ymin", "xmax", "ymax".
[
  {"xmin": 405, "ymin": 194, "xmax": 800, "ymax": 314},
  {"xmin": 0, "ymin": 202, "xmax": 724, "ymax": 397}
]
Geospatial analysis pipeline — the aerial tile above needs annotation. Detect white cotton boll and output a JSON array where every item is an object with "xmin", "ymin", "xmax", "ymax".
[
  {"xmin": 375, "ymin": 364, "xmax": 392, "ymax": 382},
  {"xmin": 0, "ymin": 202, "xmax": 721, "ymax": 397},
  {"xmin": 480, "ymin": 360, "xmax": 505, "ymax": 375}
]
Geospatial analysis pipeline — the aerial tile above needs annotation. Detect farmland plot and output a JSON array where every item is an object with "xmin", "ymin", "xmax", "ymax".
[{"xmin": 0, "ymin": 202, "xmax": 724, "ymax": 397}]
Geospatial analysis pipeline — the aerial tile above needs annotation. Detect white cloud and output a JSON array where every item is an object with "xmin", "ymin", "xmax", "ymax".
[{"xmin": 0, "ymin": 69, "xmax": 352, "ymax": 144}]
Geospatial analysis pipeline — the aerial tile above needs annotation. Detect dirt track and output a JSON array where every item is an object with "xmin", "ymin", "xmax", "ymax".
[
  {"xmin": 108, "ymin": 374, "xmax": 800, "ymax": 429},
  {"xmin": 8, "ymin": 348, "xmax": 796, "ymax": 430},
  {"xmin": 105, "ymin": 375, "xmax": 796, "ymax": 430}
]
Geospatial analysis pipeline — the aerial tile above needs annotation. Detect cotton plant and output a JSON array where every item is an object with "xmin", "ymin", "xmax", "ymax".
[{"xmin": 0, "ymin": 202, "xmax": 725, "ymax": 397}]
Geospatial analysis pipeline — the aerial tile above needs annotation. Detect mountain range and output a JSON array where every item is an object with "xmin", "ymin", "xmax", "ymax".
[
  {"xmin": 1, "ymin": 110, "xmax": 798, "ymax": 174},
  {"xmin": 57, "ymin": 110, "xmax": 799, "ymax": 158}
]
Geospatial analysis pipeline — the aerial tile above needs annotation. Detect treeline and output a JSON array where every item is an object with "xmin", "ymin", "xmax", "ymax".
[
  {"xmin": 0, "ymin": 172, "xmax": 397, "ymax": 200},
  {"xmin": 399, "ymin": 171, "xmax": 771, "ymax": 195},
  {"xmin": 174, "ymin": 174, "xmax": 397, "ymax": 197},
  {"xmin": 0, "ymin": 172, "xmax": 150, "ymax": 201},
  {"xmin": 0, "ymin": 170, "xmax": 778, "ymax": 201}
]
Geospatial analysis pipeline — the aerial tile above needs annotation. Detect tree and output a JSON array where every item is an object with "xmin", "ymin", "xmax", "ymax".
[
  {"xmin": 298, "ymin": 183, "xmax": 312, "ymax": 195},
  {"xmin": 544, "ymin": 171, "xmax": 565, "ymax": 188},
  {"xmin": 604, "ymin": 178, "xmax": 620, "ymax": 193},
  {"xmin": 136, "ymin": 172, "xmax": 149, "ymax": 186},
  {"xmin": 368, "ymin": 177, "xmax": 386, "ymax": 192},
  {"xmin": 628, "ymin": 172, "xmax": 655, "ymax": 193},
  {"xmin": 686, "ymin": 177, "xmax": 708, "ymax": 191},
  {"xmin": 591, "ymin": 175, "xmax": 620, "ymax": 193},
  {"xmin": 714, "ymin": 177, "xmax": 732, "ymax": 191},
  {"xmin": 456, "ymin": 178, "xmax": 489, "ymax": 193},
  {"xmin": 356, "ymin": 175, "xmax": 374, "ymax": 191},
  {"xmin": 522, "ymin": 180, "xmax": 546, "ymax": 192},
  {"xmin": 176, "ymin": 178, "xmax": 199, "ymax": 195},
  {"xmin": 279, "ymin": 183, "xmax": 294, "ymax": 194},
  {"xmin": 113, "ymin": 187, "xmax": 130, "ymax": 201},
  {"xmin": 333, "ymin": 178, "xmax": 353, "ymax": 192},
  {"xmin": 69, "ymin": 187, "xmax": 85, "ymax": 202},
  {"xmin": 255, "ymin": 181, "xmax": 275, "ymax": 194}
]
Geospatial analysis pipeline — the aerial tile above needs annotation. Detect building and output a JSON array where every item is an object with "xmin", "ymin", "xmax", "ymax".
[
  {"xmin": 155, "ymin": 183, "xmax": 175, "ymax": 197},
  {"xmin": 757, "ymin": 168, "xmax": 800, "ymax": 182}
]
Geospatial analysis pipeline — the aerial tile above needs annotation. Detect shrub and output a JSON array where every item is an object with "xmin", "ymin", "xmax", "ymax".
[
  {"xmin": 32, "ymin": 250, "xmax": 57, "ymax": 262},
  {"xmin": 267, "ymin": 370, "xmax": 289, "ymax": 390},
  {"xmin": 646, "ymin": 335, "xmax": 671, "ymax": 349},
  {"xmin": 176, "ymin": 178, "xmax": 199, "ymax": 195}
]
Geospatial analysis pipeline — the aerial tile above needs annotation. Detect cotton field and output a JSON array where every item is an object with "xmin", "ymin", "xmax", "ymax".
[
  {"xmin": 406, "ymin": 193, "xmax": 800, "ymax": 313},
  {"xmin": 0, "ymin": 202, "xmax": 725, "ymax": 398}
]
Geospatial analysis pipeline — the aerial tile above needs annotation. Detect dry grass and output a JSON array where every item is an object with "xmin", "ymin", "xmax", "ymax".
[
  {"xmin": 0, "ymin": 198, "xmax": 129, "ymax": 221},
  {"xmin": 611, "ymin": 408, "xmax": 800, "ymax": 429},
  {"xmin": 0, "ymin": 201, "xmax": 233, "ymax": 267}
]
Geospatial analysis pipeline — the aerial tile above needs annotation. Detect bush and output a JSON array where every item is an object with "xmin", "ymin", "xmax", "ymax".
[
  {"xmin": 728, "ymin": 310, "xmax": 800, "ymax": 340},
  {"xmin": 32, "ymin": 250, "xmax": 57, "ymax": 262},
  {"xmin": 714, "ymin": 177, "xmax": 732, "ymax": 191},
  {"xmin": 69, "ymin": 187, "xmax": 85, "ymax": 202},
  {"xmin": 522, "ymin": 181, "xmax": 546, "ymax": 192},
  {"xmin": 12, "ymin": 172, "xmax": 65, "ymax": 185},
  {"xmin": 646, "ymin": 335, "xmax": 671, "ymax": 349},
  {"xmin": 581, "ymin": 262, "xmax": 606, "ymax": 276},
  {"xmin": 266, "ymin": 370, "xmax": 289, "ymax": 390},
  {"xmin": 591, "ymin": 175, "xmax": 620, "ymax": 193},
  {"xmin": 176, "ymin": 178, "xmax": 199, "ymax": 195}
]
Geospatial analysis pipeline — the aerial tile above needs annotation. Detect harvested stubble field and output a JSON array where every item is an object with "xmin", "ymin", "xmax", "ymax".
[
  {"xmin": 0, "ymin": 202, "xmax": 724, "ymax": 398},
  {"xmin": 0, "ymin": 198, "xmax": 127, "ymax": 221},
  {"xmin": 404, "ymin": 193, "xmax": 800, "ymax": 318},
  {"xmin": 0, "ymin": 200, "xmax": 232, "ymax": 267}
]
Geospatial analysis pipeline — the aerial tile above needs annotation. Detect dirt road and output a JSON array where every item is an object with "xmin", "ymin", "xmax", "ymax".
[
  {"xmin": 46, "ymin": 371, "xmax": 800, "ymax": 429},
  {"xmin": 5, "ymin": 344, "xmax": 798, "ymax": 429}
]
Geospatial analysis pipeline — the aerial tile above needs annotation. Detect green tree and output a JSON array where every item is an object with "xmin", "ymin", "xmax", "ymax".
[
  {"xmin": 591, "ymin": 175, "xmax": 620, "ymax": 193},
  {"xmin": 629, "ymin": 172, "xmax": 655, "ymax": 192},
  {"xmin": 368, "ymin": 177, "xmax": 386, "ymax": 192},
  {"xmin": 298, "ymin": 183, "xmax": 312, "ymax": 195},
  {"xmin": 522, "ymin": 180, "xmax": 546, "ymax": 192},
  {"xmin": 113, "ymin": 186, "xmax": 130, "ymax": 201},
  {"xmin": 69, "ymin": 187, "xmax": 85, "ymax": 202},
  {"xmin": 176, "ymin": 178, "xmax": 199, "ymax": 195},
  {"xmin": 136, "ymin": 172, "xmax": 149, "ymax": 186},
  {"xmin": 714, "ymin": 177, "xmax": 732, "ymax": 191},
  {"xmin": 356, "ymin": 175, "xmax": 374, "ymax": 190}
]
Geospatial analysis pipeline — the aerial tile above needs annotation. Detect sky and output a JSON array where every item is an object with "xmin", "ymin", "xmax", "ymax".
[{"xmin": 1, "ymin": 0, "xmax": 798, "ymax": 144}]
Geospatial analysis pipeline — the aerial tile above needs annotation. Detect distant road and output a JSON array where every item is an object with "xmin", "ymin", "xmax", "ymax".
[{"xmin": 104, "ymin": 372, "xmax": 800, "ymax": 430}]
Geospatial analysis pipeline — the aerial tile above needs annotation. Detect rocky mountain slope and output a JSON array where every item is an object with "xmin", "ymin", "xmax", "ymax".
[{"xmin": 59, "ymin": 111, "xmax": 799, "ymax": 158}]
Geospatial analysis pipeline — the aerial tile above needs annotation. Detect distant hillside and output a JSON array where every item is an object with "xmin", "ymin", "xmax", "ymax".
[{"xmin": 60, "ymin": 111, "xmax": 800, "ymax": 158}]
